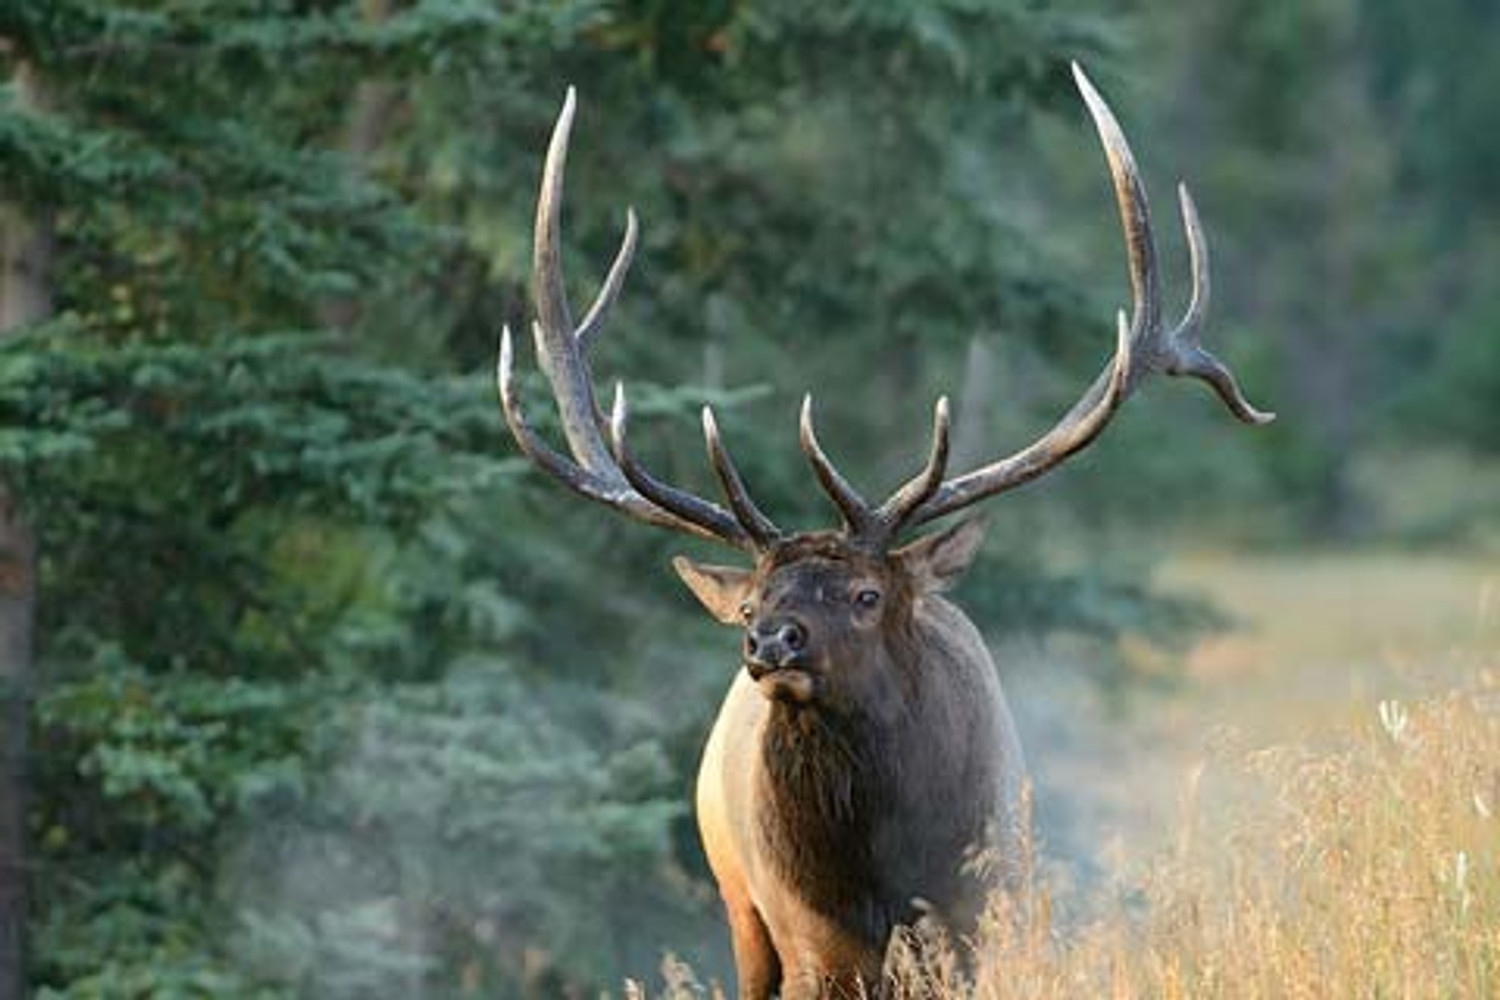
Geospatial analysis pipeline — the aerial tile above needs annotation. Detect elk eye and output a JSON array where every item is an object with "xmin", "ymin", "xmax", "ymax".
[
  {"xmin": 855, "ymin": 589, "xmax": 881, "ymax": 610},
  {"xmin": 739, "ymin": 601, "xmax": 754, "ymax": 623}
]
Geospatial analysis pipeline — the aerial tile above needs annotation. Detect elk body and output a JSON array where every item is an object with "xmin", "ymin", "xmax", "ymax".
[{"xmin": 496, "ymin": 65, "xmax": 1271, "ymax": 999}]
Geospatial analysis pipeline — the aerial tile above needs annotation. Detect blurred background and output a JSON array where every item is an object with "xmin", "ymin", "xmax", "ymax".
[{"xmin": 1, "ymin": 1, "xmax": 1497, "ymax": 996}]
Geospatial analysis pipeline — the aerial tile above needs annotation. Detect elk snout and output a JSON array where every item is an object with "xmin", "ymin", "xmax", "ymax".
[{"xmin": 743, "ymin": 617, "xmax": 808, "ymax": 678}]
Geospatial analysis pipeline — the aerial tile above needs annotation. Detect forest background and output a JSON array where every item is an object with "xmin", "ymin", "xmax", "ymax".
[{"xmin": 2, "ymin": 1, "xmax": 1498, "ymax": 996}]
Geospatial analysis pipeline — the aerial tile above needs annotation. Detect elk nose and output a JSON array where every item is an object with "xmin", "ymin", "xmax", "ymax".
[{"xmin": 744, "ymin": 618, "xmax": 808, "ymax": 673}]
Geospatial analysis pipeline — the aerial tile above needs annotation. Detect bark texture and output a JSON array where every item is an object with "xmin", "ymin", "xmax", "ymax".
[{"xmin": 0, "ymin": 56, "xmax": 52, "ymax": 1000}]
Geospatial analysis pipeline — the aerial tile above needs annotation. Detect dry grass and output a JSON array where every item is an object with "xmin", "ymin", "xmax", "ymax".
[
  {"xmin": 880, "ymin": 674, "xmax": 1500, "ymax": 999},
  {"xmin": 641, "ymin": 552, "xmax": 1500, "ymax": 998},
  {"xmin": 646, "ymin": 680, "xmax": 1500, "ymax": 999}
]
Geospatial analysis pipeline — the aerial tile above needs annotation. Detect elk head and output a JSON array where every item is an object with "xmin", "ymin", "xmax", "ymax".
[
  {"xmin": 495, "ymin": 62, "xmax": 1272, "ymax": 695},
  {"xmin": 669, "ymin": 518, "xmax": 987, "ymax": 710}
]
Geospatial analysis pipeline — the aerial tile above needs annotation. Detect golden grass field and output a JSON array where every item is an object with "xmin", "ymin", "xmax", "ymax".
[{"xmin": 653, "ymin": 550, "xmax": 1500, "ymax": 998}]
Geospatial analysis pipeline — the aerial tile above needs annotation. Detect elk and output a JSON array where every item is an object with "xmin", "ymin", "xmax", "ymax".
[{"xmin": 495, "ymin": 64, "xmax": 1272, "ymax": 999}]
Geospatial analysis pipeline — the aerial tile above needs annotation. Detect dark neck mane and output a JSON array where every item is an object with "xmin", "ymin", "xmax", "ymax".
[{"xmin": 758, "ymin": 702, "xmax": 910, "ymax": 946}]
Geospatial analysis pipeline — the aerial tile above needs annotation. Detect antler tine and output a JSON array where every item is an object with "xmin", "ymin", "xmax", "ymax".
[
  {"xmin": 608, "ymin": 383, "xmax": 753, "ymax": 547},
  {"xmin": 1072, "ymin": 62, "xmax": 1160, "ymax": 346},
  {"xmin": 499, "ymin": 326, "xmax": 712, "ymax": 536},
  {"xmin": 498, "ymin": 324, "xmax": 593, "ymax": 491},
  {"xmin": 703, "ymin": 406, "xmax": 781, "ymax": 548},
  {"xmin": 1077, "ymin": 63, "xmax": 1273, "ymax": 427},
  {"xmin": 529, "ymin": 85, "xmax": 614, "ymax": 475},
  {"xmin": 875, "ymin": 395, "xmax": 951, "ymax": 536},
  {"xmin": 892, "ymin": 63, "xmax": 1271, "ymax": 532},
  {"xmin": 916, "ymin": 312, "xmax": 1132, "ymax": 504},
  {"xmin": 1175, "ymin": 184, "xmax": 1210, "ymax": 342},
  {"xmin": 497, "ymin": 88, "xmax": 770, "ymax": 551},
  {"xmin": 799, "ymin": 395, "xmax": 877, "ymax": 536},
  {"xmin": 1165, "ymin": 184, "xmax": 1275, "ymax": 424},
  {"xmin": 576, "ymin": 208, "xmax": 638, "ymax": 352},
  {"xmin": 533, "ymin": 87, "xmax": 578, "ymax": 337}
]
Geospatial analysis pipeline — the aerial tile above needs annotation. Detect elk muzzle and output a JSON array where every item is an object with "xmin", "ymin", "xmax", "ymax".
[{"xmin": 743, "ymin": 616, "xmax": 817, "ymax": 703}]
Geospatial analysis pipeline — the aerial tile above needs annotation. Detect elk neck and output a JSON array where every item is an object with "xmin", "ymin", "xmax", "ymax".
[
  {"xmin": 755, "ymin": 599, "xmax": 1003, "ymax": 946},
  {"xmin": 758, "ymin": 691, "xmax": 911, "ymax": 947}
]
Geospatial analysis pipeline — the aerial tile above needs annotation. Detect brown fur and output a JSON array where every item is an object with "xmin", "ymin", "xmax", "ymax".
[{"xmin": 684, "ymin": 522, "xmax": 1027, "ymax": 999}]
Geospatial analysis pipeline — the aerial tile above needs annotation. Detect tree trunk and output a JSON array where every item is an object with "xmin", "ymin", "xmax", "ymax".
[
  {"xmin": 0, "ymin": 57, "xmax": 53, "ymax": 1000},
  {"xmin": 0, "ymin": 501, "xmax": 34, "ymax": 1000},
  {"xmin": 951, "ymin": 334, "xmax": 999, "ymax": 472}
]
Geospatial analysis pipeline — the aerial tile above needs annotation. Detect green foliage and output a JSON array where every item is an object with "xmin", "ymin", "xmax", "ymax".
[
  {"xmin": 33, "ymin": 659, "xmax": 687, "ymax": 999},
  {"xmin": 1356, "ymin": 0, "xmax": 1500, "ymax": 459},
  {"xmin": 1363, "ymin": 0, "xmax": 1500, "ymax": 227},
  {"xmin": 1394, "ymin": 272, "xmax": 1500, "ymax": 455},
  {"xmin": 33, "ymin": 659, "xmax": 317, "ymax": 1000},
  {"xmin": 0, "ymin": 326, "xmax": 514, "ymax": 682},
  {"xmin": 230, "ymin": 668, "xmax": 684, "ymax": 998}
]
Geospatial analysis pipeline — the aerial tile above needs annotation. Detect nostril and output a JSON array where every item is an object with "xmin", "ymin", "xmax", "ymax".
[
  {"xmin": 745, "ymin": 633, "xmax": 760, "ymax": 657},
  {"xmin": 780, "ymin": 623, "xmax": 806, "ymax": 652}
]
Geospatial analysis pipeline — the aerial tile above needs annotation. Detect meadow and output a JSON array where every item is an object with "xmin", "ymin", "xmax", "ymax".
[
  {"xmin": 990, "ymin": 551, "xmax": 1497, "ymax": 998},
  {"xmin": 649, "ymin": 550, "xmax": 1500, "ymax": 998}
]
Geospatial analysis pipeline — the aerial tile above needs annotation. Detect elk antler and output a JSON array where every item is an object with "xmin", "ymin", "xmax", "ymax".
[
  {"xmin": 502, "ymin": 70, "xmax": 1271, "ymax": 555},
  {"xmin": 799, "ymin": 62, "xmax": 1272, "ymax": 547},
  {"xmin": 496, "ymin": 88, "xmax": 778, "ymax": 551}
]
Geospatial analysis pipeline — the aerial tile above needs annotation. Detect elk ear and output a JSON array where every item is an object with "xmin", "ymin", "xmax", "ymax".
[
  {"xmin": 672, "ymin": 556, "xmax": 755, "ymax": 625},
  {"xmin": 894, "ymin": 516, "xmax": 988, "ymax": 592}
]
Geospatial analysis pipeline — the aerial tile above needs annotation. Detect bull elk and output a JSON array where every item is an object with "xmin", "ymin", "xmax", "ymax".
[{"xmin": 496, "ymin": 64, "xmax": 1271, "ymax": 998}]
